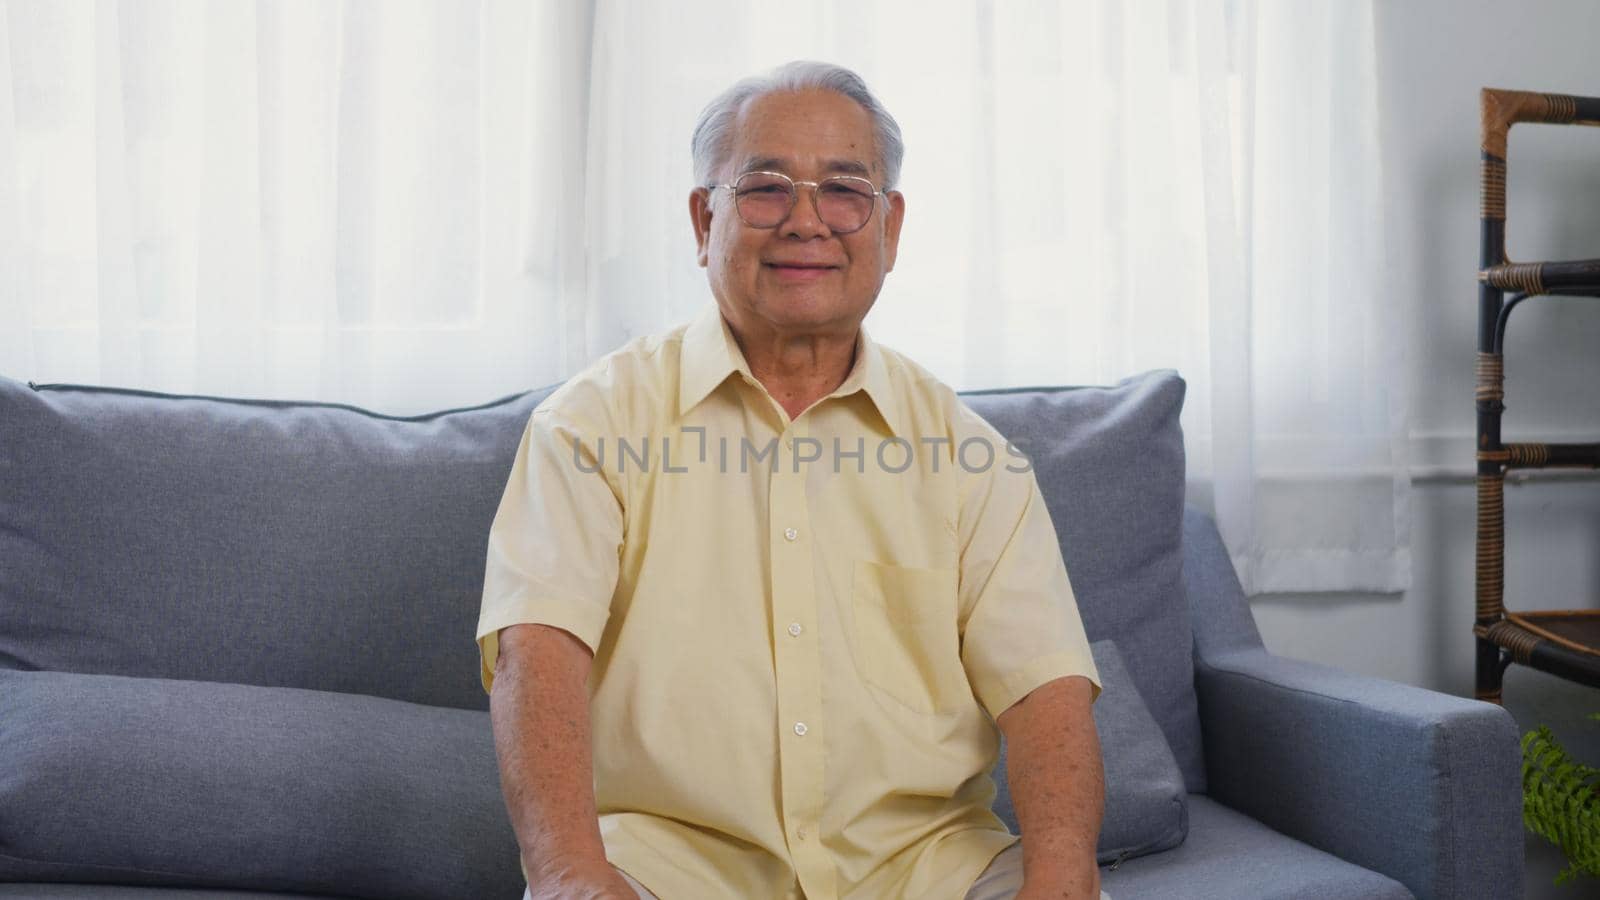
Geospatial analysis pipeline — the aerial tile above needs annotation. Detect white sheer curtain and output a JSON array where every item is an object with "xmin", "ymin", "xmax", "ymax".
[{"xmin": 0, "ymin": 0, "xmax": 1407, "ymax": 595}]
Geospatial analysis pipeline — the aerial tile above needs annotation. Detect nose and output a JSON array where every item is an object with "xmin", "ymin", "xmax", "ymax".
[{"xmin": 778, "ymin": 182, "xmax": 832, "ymax": 240}]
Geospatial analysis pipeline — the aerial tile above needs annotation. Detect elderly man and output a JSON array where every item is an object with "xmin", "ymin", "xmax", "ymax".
[{"xmin": 477, "ymin": 61, "xmax": 1106, "ymax": 900}]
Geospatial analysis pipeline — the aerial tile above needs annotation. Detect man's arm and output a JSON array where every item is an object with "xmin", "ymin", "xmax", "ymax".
[
  {"xmin": 996, "ymin": 674, "xmax": 1104, "ymax": 899},
  {"xmin": 489, "ymin": 622, "xmax": 632, "ymax": 896}
]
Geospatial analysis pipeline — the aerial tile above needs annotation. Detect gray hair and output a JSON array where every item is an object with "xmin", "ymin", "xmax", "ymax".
[{"xmin": 691, "ymin": 61, "xmax": 904, "ymax": 190}]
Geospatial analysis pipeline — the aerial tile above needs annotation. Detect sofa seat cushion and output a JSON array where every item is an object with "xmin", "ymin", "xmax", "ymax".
[
  {"xmin": 1099, "ymin": 795, "xmax": 1413, "ymax": 899},
  {"xmin": 0, "ymin": 376, "xmax": 553, "ymax": 712},
  {"xmin": 0, "ymin": 888, "xmax": 344, "ymax": 899},
  {"xmin": 962, "ymin": 371, "xmax": 1203, "ymax": 791},
  {"xmin": 992, "ymin": 640, "xmax": 1187, "ymax": 864},
  {"xmin": 0, "ymin": 670, "xmax": 523, "ymax": 900}
]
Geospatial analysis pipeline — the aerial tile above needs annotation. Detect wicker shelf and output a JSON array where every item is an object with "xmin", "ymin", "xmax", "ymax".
[{"xmin": 1474, "ymin": 87, "xmax": 1600, "ymax": 704}]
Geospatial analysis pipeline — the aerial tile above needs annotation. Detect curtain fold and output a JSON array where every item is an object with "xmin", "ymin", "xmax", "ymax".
[{"xmin": 0, "ymin": 0, "xmax": 1408, "ymax": 594}]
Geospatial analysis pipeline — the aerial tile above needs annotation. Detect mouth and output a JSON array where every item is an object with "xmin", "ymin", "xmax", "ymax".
[{"xmin": 765, "ymin": 262, "xmax": 840, "ymax": 282}]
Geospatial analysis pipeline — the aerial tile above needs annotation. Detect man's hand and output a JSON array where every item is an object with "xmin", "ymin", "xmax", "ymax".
[{"xmin": 524, "ymin": 856, "xmax": 638, "ymax": 900}]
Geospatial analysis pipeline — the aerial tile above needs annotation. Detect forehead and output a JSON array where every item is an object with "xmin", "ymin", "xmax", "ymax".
[{"xmin": 727, "ymin": 89, "xmax": 877, "ymax": 177}]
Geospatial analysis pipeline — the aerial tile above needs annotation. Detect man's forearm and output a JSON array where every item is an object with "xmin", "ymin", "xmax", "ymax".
[
  {"xmin": 998, "ymin": 675, "xmax": 1104, "ymax": 892},
  {"xmin": 489, "ymin": 623, "xmax": 611, "ymax": 880}
]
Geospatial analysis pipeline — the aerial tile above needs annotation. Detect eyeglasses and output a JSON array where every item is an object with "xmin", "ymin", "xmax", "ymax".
[{"xmin": 707, "ymin": 171, "xmax": 887, "ymax": 235}]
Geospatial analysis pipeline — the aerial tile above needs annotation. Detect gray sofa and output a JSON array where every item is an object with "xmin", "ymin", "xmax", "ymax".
[{"xmin": 0, "ymin": 368, "xmax": 1521, "ymax": 899}]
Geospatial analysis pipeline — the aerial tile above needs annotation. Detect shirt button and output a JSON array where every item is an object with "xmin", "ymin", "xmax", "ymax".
[
  {"xmin": 784, "ymin": 527, "xmax": 799, "ymax": 542},
  {"xmin": 794, "ymin": 721, "xmax": 808, "ymax": 736},
  {"xmin": 787, "ymin": 622, "xmax": 803, "ymax": 637}
]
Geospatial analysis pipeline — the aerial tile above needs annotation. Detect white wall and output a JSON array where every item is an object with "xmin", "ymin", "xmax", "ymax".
[{"xmin": 1251, "ymin": 7, "xmax": 1600, "ymax": 891}]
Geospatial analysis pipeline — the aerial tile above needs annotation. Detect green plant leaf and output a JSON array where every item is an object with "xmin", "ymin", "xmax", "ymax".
[{"xmin": 1523, "ymin": 725, "xmax": 1600, "ymax": 885}]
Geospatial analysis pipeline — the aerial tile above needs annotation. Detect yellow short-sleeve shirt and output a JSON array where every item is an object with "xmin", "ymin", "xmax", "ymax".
[{"xmin": 477, "ymin": 305, "xmax": 1099, "ymax": 900}]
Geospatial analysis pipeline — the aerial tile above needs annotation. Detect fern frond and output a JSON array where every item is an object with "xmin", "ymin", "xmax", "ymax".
[{"xmin": 1523, "ymin": 725, "xmax": 1600, "ymax": 885}]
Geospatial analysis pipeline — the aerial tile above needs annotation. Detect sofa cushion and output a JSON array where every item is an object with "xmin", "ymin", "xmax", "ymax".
[
  {"xmin": 962, "ymin": 371, "xmax": 1203, "ymax": 791},
  {"xmin": 0, "ymin": 376, "xmax": 554, "ymax": 712},
  {"xmin": 0, "ymin": 883, "xmax": 347, "ymax": 890},
  {"xmin": 992, "ymin": 640, "xmax": 1187, "ymax": 864},
  {"xmin": 1099, "ymin": 795, "xmax": 1413, "ymax": 899},
  {"xmin": 0, "ymin": 669, "xmax": 524, "ymax": 900}
]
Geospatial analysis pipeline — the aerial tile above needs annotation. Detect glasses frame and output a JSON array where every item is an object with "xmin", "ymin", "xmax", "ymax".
[{"xmin": 706, "ymin": 170, "xmax": 890, "ymax": 235}]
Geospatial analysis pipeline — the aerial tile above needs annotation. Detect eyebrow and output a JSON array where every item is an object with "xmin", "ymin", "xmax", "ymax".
[{"xmin": 737, "ymin": 156, "xmax": 873, "ymax": 178}]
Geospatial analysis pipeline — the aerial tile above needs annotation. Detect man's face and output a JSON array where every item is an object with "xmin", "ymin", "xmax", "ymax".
[{"xmin": 691, "ymin": 89, "xmax": 906, "ymax": 338}]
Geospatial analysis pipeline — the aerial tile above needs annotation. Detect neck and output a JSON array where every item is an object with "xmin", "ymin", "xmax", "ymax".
[{"xmin": 723, "ymin": 314, "xmax": 860, "ymax": 422}]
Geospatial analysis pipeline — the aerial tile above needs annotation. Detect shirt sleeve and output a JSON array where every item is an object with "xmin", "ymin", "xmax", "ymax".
[
  {"xmin": 957, "ymin": 423, "xmax": 1100, "ymax": 721},
  {"xmin": 475, "ymin": 407, "xmax": 624, "ymax": 695}
]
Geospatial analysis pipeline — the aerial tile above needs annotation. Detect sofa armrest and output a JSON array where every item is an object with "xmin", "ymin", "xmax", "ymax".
[{"xmin": 1197, "ymin": 648, "xmax": 1523, "ymax": 900}]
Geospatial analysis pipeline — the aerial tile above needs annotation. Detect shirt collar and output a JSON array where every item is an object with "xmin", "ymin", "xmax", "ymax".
[{"xmin": 678, "ymin": 304, "xmax": 905, "ymax": 438}]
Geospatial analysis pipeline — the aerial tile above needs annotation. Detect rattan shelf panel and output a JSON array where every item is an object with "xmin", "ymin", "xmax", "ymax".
[
  {"xmin": 1480, "ymin": 259, "xmax": 1600, "ymax": 294},
  {"xmin": 1476, "ymin": 617, "xmax": 1600, "ymax": 697},
  {"xmin": 1507, "ymin": 612, "xmax": 1600, "ymax": 657},
  {"xmin": 1481, "ymin": 442, "xmax": 1600, "ymax": 469}
]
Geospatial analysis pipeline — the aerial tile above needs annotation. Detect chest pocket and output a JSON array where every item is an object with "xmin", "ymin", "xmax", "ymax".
[{"xmin": 852, "ymin": 561, "xmax": 968, "ymax": 715}]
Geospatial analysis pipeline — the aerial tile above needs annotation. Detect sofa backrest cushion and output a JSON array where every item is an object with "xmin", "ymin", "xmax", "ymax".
[
  {"xmin": 0, "ymin": 377, "xmax": 551, "ymax": 712},
  {"xmin": 991, "ymin": 639, "xmax": 1188, "ymax": 863},
  {"xmin": 1, "ymin": 365, "xmax": 1202, "ymax": 762},
  {"xmin": 962, "ymin": 370, "xmax": 1203, "ymax": 791}
]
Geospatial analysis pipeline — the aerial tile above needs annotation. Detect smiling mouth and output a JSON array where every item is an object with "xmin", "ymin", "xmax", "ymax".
[{"xmin": 766, "ymin": 263, "xmax": 838, "ymax": 281}]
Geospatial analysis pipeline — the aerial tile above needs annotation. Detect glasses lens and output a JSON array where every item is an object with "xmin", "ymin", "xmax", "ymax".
[
  {"xmin": 816, "ymin": 177, "xmax": 876, "ymax": 233},
  {"xmin": 734, "ymin": 173, "xmax": 794, "ymax": 227}
]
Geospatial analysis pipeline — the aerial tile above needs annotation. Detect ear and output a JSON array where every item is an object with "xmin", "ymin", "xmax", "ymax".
[
  {"xmin": 882, "ymin": 191, "xmax": 906, "ymax": 273},
  {"xmin": 689, "ymin": 188, "xmax": 714, "ymax": 268}
]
